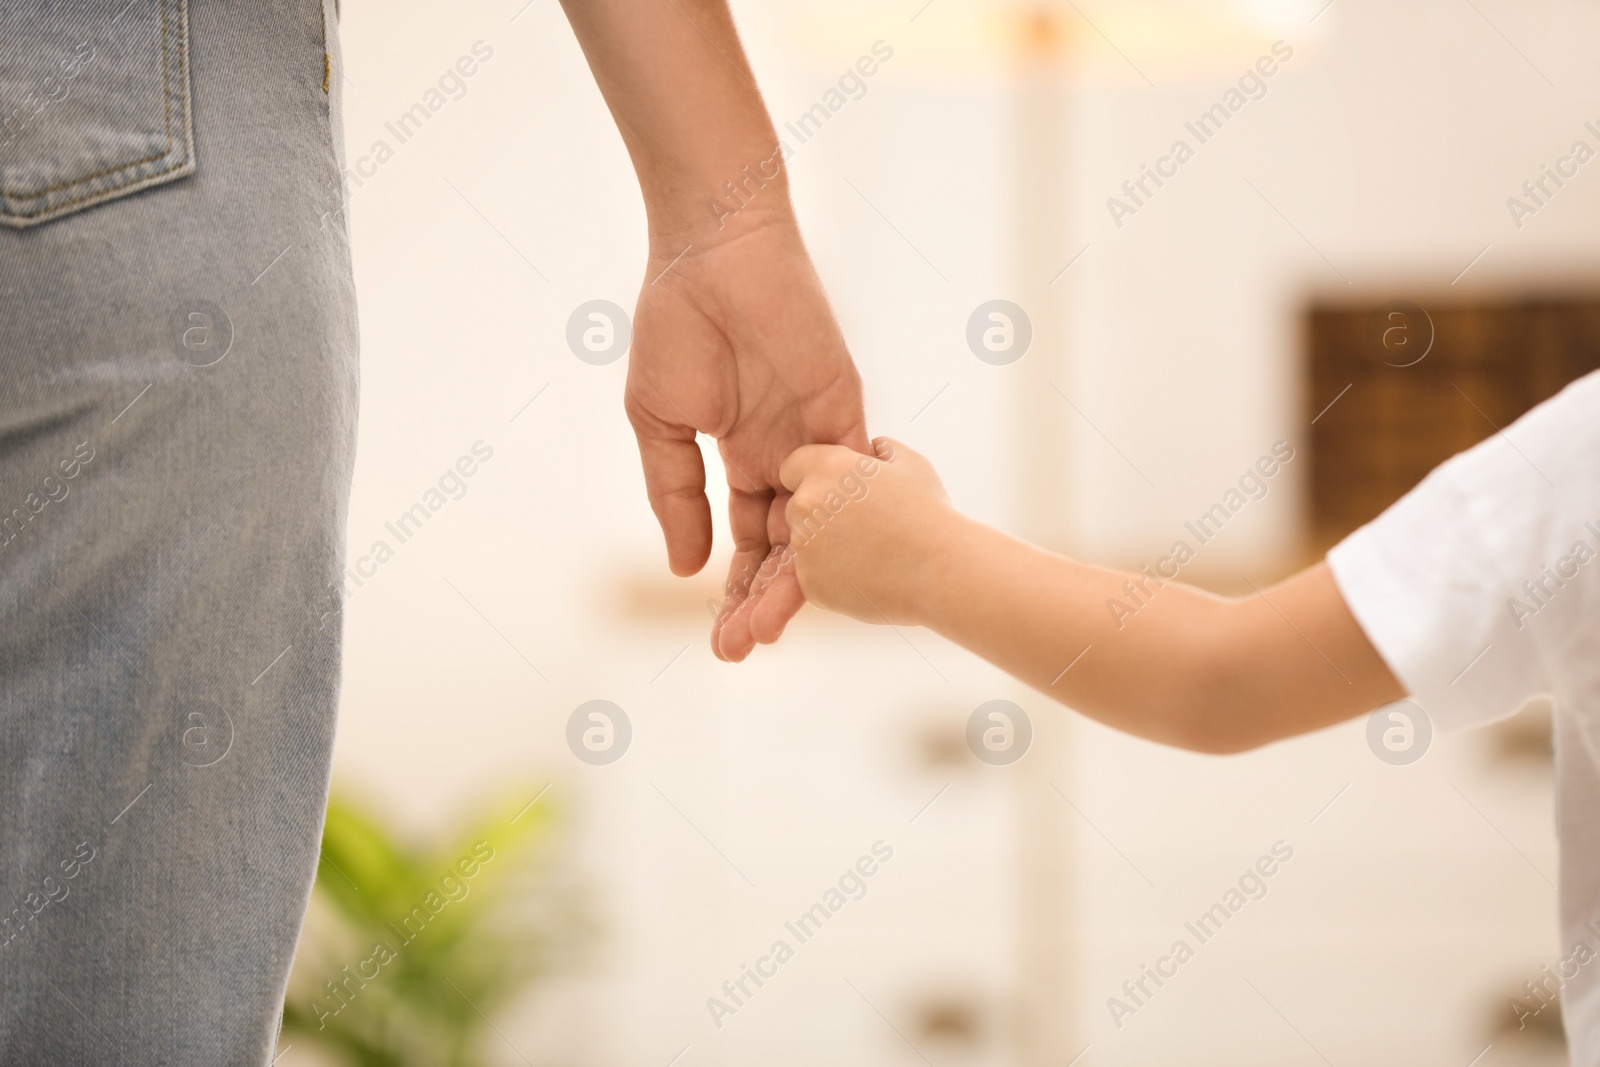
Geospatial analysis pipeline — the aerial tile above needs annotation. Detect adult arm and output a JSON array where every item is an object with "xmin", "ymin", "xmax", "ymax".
[{"xmin": 559, "ymin": 0, "xmax": 871, "ymax": 660}]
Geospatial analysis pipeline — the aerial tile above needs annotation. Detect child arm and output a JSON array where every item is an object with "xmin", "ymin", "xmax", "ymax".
[{"xmin": 780, "ymin": 439, "xmax": 1404, "ymax": 753}]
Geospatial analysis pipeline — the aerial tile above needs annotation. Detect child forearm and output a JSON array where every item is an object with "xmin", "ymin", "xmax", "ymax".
[
  {"xmin": 909, "ymin": 518, "xmax": 1403, "ymax": 752},
  {"xmin": 906, "ymin": 516, "xmax": 1231, "ymax": 749},
  {"xmin": 780, "ymin": 440, "xmax": 1405, "ymax": 754}
]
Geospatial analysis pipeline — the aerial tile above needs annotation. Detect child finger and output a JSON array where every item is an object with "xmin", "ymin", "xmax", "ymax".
[{"xmin": 779, "ymin": 444, "xmax": 851, "ymax": 492}]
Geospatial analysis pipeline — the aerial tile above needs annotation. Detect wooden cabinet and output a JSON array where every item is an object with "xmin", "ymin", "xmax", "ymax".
[{"xmin": 1306, "ymin": 296, "xmax": 1600, "ymax": 551}]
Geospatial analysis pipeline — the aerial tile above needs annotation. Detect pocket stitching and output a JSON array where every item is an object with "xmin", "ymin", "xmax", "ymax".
[{"xmin": 0, "ymin": 0, "xmax": 191, "ymax": 217}]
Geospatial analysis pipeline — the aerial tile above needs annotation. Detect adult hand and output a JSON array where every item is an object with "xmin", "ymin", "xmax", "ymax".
[
  {"xmin": 555, "ymin": 0, "xmax": 869, "ymax": 659},
  {"xmin": 628, "ymin": 211, "xmax": 869, "ymax": 661}
]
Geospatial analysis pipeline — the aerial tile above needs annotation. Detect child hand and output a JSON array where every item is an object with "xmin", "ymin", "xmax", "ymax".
[{"xmin": 778, "ymin": 437, "xmax": 958, "ymax": 625}]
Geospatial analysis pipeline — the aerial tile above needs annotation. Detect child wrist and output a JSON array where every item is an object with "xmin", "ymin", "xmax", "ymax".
[{"xmin": 894, "ymin": 508, "xmax": 972, "ymax": 627}]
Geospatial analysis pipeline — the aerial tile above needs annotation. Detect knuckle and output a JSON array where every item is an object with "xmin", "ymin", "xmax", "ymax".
[
  {"xmin": 651, "ymin": 485, "xmax": 704, "ymax": 505},
  {"xmin": 731, "ymin": 535, "xmax": 768, "ymax": 556}
]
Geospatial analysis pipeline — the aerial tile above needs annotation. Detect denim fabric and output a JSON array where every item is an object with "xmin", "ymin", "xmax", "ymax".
[
  {"xmin": 0, "ymin": 0, "xmax": 196, "ymax": 227},
  {"xmin": 0, "ymin": 1, "xmax": 357, "ymax": 1063}
]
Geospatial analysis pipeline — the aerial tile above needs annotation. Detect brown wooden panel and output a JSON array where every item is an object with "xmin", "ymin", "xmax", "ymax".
[{"xmin": 1306, "ymin": 296, "xmax": 1600, "ymax": 551}]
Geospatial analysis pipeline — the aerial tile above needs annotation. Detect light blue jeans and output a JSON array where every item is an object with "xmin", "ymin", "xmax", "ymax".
[{"xmin": 0, "ymin": 1, "xmax": 357, "ymax": 1062}]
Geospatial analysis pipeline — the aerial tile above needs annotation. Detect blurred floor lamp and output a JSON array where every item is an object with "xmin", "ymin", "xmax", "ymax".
[
  {"xmin": 970, "ymin": 3, "xmax": 1312, "ymax": 1059},
  {"xmin": 793, "ymin": 1, "xmax": 1287, "ymax": 1061},
  {"xmin": 1004, "ymin": 6, "xmax": 1297, "ymax": 1059},
  {"xmin": 1007, "ymin": 10, "xmax": 1079, "ymax": 1067}
]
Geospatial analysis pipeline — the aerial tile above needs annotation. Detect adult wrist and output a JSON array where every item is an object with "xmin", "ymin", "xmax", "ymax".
[{"xmin": 640, "ymin": 153, "xmax": 796, "ymax": 251}]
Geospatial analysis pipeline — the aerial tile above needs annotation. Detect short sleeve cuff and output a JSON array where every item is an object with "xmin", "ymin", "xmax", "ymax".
[{"xmin": 1326, "ymin": 463, "xmax": 1549, "ymax": 732}]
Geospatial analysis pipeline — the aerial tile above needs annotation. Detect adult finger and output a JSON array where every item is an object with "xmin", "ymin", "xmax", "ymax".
[
  {"xmin": 715, "ymin": 545, "xmax": 788, "ymax": 661},
  {"xmin": 748, "ymin": 567, "xmax": 805, "ymax": 646},
  {"xmin": 719, "ymin": 490, "xmax": 805, "ymax": 654},
  {"xmin": 711, "ymin": 485, "xmax": 773, "ymax": 661},
  {"xmin": 749, "ymin": 500, "xmax": 804, "ymax": 645},
  {"xmin": 837, "ymin": 414, "xmax": 874, "ymax": 456},
  {"xmin": 627, "ymin": 405, "xmax": 712, "ymax": 578}
]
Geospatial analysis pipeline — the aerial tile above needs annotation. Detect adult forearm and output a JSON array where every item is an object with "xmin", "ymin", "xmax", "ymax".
[{"xmin": 559, "ymin": 0, "xmax": 791, "ymax": 239}]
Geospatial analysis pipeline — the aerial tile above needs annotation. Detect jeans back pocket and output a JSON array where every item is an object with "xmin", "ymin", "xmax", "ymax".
[{"xmin": 0, "ymin": 0, "xmax": 195, "ymax": 228}]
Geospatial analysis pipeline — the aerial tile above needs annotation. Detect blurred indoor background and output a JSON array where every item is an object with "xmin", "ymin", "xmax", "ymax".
[{"xmin": 283, "ymin": 0, "xmax": 1600, "ymax": 1063}]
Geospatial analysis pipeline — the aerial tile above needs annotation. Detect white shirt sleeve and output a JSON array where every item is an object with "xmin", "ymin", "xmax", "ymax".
[{"xmin": 1326, "ymin": 370, "xmax": 1600, "ymax": 731}]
